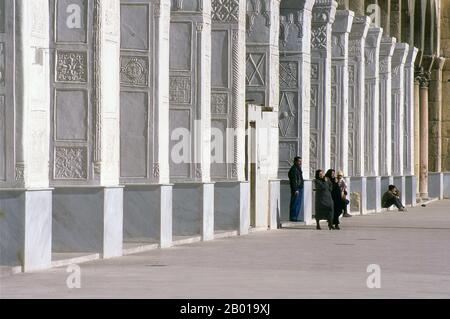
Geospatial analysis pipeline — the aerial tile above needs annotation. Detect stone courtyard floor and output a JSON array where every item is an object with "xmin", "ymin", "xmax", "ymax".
[{"xmin": 1, "ymin": 200, "xmax": 450, "ymax": 298}]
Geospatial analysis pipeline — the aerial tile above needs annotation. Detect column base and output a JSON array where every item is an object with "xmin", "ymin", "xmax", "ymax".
[
  {"xmin": 214, "ymin": 181, "xmax": 249, "ymax": 235},
  {"xmin": 52, "ymin": 186, "xmax": 123, "ymax": 259},
  {"xmin": 172, "ymin": 182, "xmax": 214, "ymax": 242},
  {"xmin": 269, "ymin": 180, "xmax": 280, "ymax": 230},
  {"xmin": 279, "ymin": 180, "xmax": 313, "ymax": 224},
  {"xmin": 349, "ymin": 176, "xmax": 367, "ymax": 215},
  {"xmin": 428, "ymin": 172, "xmax": 444, "ymax": 200},
  {"xmin": 367, "ymin": 176, "xmax": 381, "ymax": 213},
  {"xmin": 0, "ymin": 189, "xmax": 52, "ymax": 272},
  {"xmin": 393, "ymin": 176, "xmax": 406, "ymax": 206},
  {"xmin": 123, "ymin": 184, "xmax": 173, "ymax": 249},
  {"xmin": 444, "ymin": 172, "xmax": 450, "ymax": 199},
  {"xmin": 381, "ymin": 176, "xmax": 395, "ymax": 211},
  {"xmin": 405, "ymin": 175, "xmax": 417, "ymax": 206}
]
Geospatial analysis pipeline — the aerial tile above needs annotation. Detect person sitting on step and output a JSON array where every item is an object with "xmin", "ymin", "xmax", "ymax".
[{"xmin": 382, "ymin": 185, "xmax": 407, "ymax": 212}]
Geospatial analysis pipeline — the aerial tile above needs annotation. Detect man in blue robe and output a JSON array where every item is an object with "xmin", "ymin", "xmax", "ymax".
[{"xmin": 288, "ymin": 156, "xmax": 304, "ymax": 222}]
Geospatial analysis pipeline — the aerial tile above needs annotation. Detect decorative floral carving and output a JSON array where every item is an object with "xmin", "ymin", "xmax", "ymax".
[
  {"xmin": 56, "ymin": 51, "xmax": 87, "ymax": 82},
  {"xmin": 169, "ymin": 76, "xmax": 191, "ymax": 104},
  {"xmin": 211, "ymin": 93, "xmax": 228, "ymax": 114},
  {"xmin": 311, "ymin": 63, "xmax": 319, "ymax": 80},
  {"xmin": 120, "ymin": 56, "xmax": 149, "ymax": 86},
  {"xmin": 15, "ymin": 164, "xmax": 24, "ymax": 181},
  {"xmin": 54, "ymin": 147, "xmax": 87, "ymax": 179}
]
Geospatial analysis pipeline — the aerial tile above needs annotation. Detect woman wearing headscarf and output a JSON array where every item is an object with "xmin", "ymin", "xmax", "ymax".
[
  {"xmin": 314, "ymin": 169, "xmax": 334, "ymax": 230},
  {"xmin": 325, "ymin": 169, "xmax": 343, "ymax": 230}
]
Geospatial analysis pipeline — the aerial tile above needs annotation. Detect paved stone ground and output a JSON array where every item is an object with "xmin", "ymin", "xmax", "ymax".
[{"xmin": 1, "ymin": 200, "xmax": 450, "ymax": 299}]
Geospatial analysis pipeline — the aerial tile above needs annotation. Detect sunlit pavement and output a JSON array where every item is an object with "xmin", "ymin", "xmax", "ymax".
[{"xmin": 1, "ymin": 200, "xmax": 450, "ymax": 298}]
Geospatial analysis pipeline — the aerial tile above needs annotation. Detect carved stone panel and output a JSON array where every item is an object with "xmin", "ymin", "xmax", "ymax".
[
  {"xmin": 56, "ymin": 0, "xmax": 87, "ymax": 43},
  {"xmin": 120, "ymin": 3, "xmax": 150, "ymax": 50},
  {"xmin": 49, "ymin": 0, "xmax": 94, "ymax": 185},
  {"xmin": 56, "ymin": 50, "xmax": 88, "ymax": 83},
  {"xmin": 120, "ymin": 91, "xmax": 148, "ymax": 178},
  {"xmin": 246, "ymin": 53, "xmax": 266, "ymax": 86},
  {"xmin": 54, "ymin": 147, "xmax": 87, "ymax": 179},
  {"xmin": 55, "ymin": 89, "xmax": 88, "ymax": 141},
  {"xmin": 170, "ymin": 75, "xmax": 192, "ymax": 104},
  {"xmin": 120, "ymin": 56, "xmax": 149, "ymax": 87},
  {"xmin": 212, "ymin": 0, "xmax": 239, "ymax": 22}
]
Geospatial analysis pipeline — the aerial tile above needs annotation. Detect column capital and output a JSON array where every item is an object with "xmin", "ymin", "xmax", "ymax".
[
  {"xmin": 312, "ymin": 0, "xmax": 338, "ymax": 25},
  {"xmin": 415, "ymin": 69, "xmax": 431, "ymax": 88},
  {"xmin": 432, "ymin": 56, "xmax": 446, "ymax": 71},
  {"xmin": 332, "ymin": 9, "xmax": 354, "ymax": 33},
  {"xmin": 349, "ymin": 15, "xmax": 370, "ymax": 40},
  {"xmin": 392, "ymin": 43, "xmax": 409, "ymax": 65},
  {"xmin": 280, "ymin": 0, "xmax": 315, "ymax": 11},
  {"xmin": 379, "ymin": 37, "xmax": 396, "ymax": 75},
  {"xmin": 404, "ymin": 46, "xmax": 419, "ymax": 68},
  {"xmin": 365, "ymin": 26, "xmax": 383, "ymax": 47},
  {"xmin": 379, "ymin": 36, "xmax": 396, "ymax": 57}
]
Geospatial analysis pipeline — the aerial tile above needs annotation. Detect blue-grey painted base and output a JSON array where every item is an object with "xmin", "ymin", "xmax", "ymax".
[
  {"xmin": 52, "ymin": 187, "xmax": 123, "ymax": 258},
  {"xmin": 280, "ymin": 179, "xmax": 312, "ymax": 224},
  {"xmin": 350, "ymin": 176, "xmax": 367, "ymax": 214},
  {"xmin": 173, "ymin": 183, "xmax": 214, "ymax": 241},
  {"xmin": 269, "ymin": 180, "xmax": 280, "ymax": 230},
  {"xmin": 124, "ymin": 184, "xmax": 173, "ymax": 248},
  {"xmin": 214, "ymin": 181, "xmax": 247, "ymax": 232},
  {"xmin": 393, "ymin": 176, "xmax": 406, "ymax": 206},
  {"xmin": 366, "ymin": 176, "xmax": 381, "ymax": 212},
  {"xmin": 405, "ymin": 175, "xmax": 417, "ymax": 206},
  {"xmin": 444, "ymin": 172, "xmax": 450, "ymax": 199},
  {"xmin": 428, "ymin": 172, "xmax": 443, "ymax": 200},
  {"xmin": 0, "ymin": 189, "xmax": 52, "ymax": 271}
]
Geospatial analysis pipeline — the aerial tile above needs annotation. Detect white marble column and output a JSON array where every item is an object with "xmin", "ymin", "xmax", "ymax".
[
  {"xmin": 49, "ymin": 0, "xmax": 123, "ymax": 259},
  {"xmin": 121, "ymin": 0, "xmax": 173, "ymax": 249},
  {"xmin": 170, "ymin": 0, "xmax": 214, "ymax": 241},
  {"xmin": 391, "ymin": 43, "xmax": 409, "ymax": 205},
  {"xmin": 278, "ymin": 0, "xmax": 314, "ymax": 223},
  {"xmin": 246, "ymin": 0, "xmax": 281, "ymax": 229},
  {"xmin": 378, "ymin": 36, "xmax": 396, "ymax": 178},
  {"xmin": 331, "ymin": 10, "xmax": 354, "ymax": 174},
  {"xmin": 404, "ymin": 46, "xmax": 418, "ymax": 206},
  {"xmin": 310, "ymin": 0, "xmax": 337, "ymax": 172},
  {"xmin": 364, "ymin": 25, "xmax": 382, "ymax": 213},
  {"xmin": 211, "ymin": 0, "xmax": 250, "ymax": 235},
  {"xmin": 348, "ymin": 15, "xmax": 370, "ymax": 214},
  {"xmin": 0, "ymin": 0, "xmax": 52, "ymax": 271}
]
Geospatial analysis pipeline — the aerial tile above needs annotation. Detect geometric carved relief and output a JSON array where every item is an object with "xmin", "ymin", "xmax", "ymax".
[
  {"xmin": 246, "ymin": 53, "xmax": 266, "ymax": 86},
  {"xmin": 54, "ymin": 147, "xmax": 87, "ymax": 179},
  {"xmin": 211, "ymin": 93, "xmax": 228, "ymax": 114},
  {"xmin": 212, "ymin": 0, "xmax": 239, "ymax": 22},
  {"xmin": 279, "ymin": 142, "xmax": 297, "ymax": 168},
  {"xmin": 169, "ymin": 75, "xmax": 191, "ymax": 104},
  {"xmin": 279, "ymin": 92, "xmax": 297, "ymax": 137},
  {"xmin": 311, "ymin": 25, "xmax": 327, "ymax": 50},
  {"xmin": 56, "ymin": 51, "xmax": 88, "ymax": 82},
  {"xmin": 120, "ymin": 56, "xmax": 149, "ymax": 87},
  {"xmin": 280, "ymin": 62, "xmax": 298, "ymax": 89}
]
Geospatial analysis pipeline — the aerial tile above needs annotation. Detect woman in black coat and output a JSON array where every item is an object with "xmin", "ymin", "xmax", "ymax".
[
  {"xmin": 325, "ymin": 169, "xmax": 343, "ymax": 230},
  {"xmin": 314, "ymin": 169, "xmax": 334, "ymax": 230}
]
